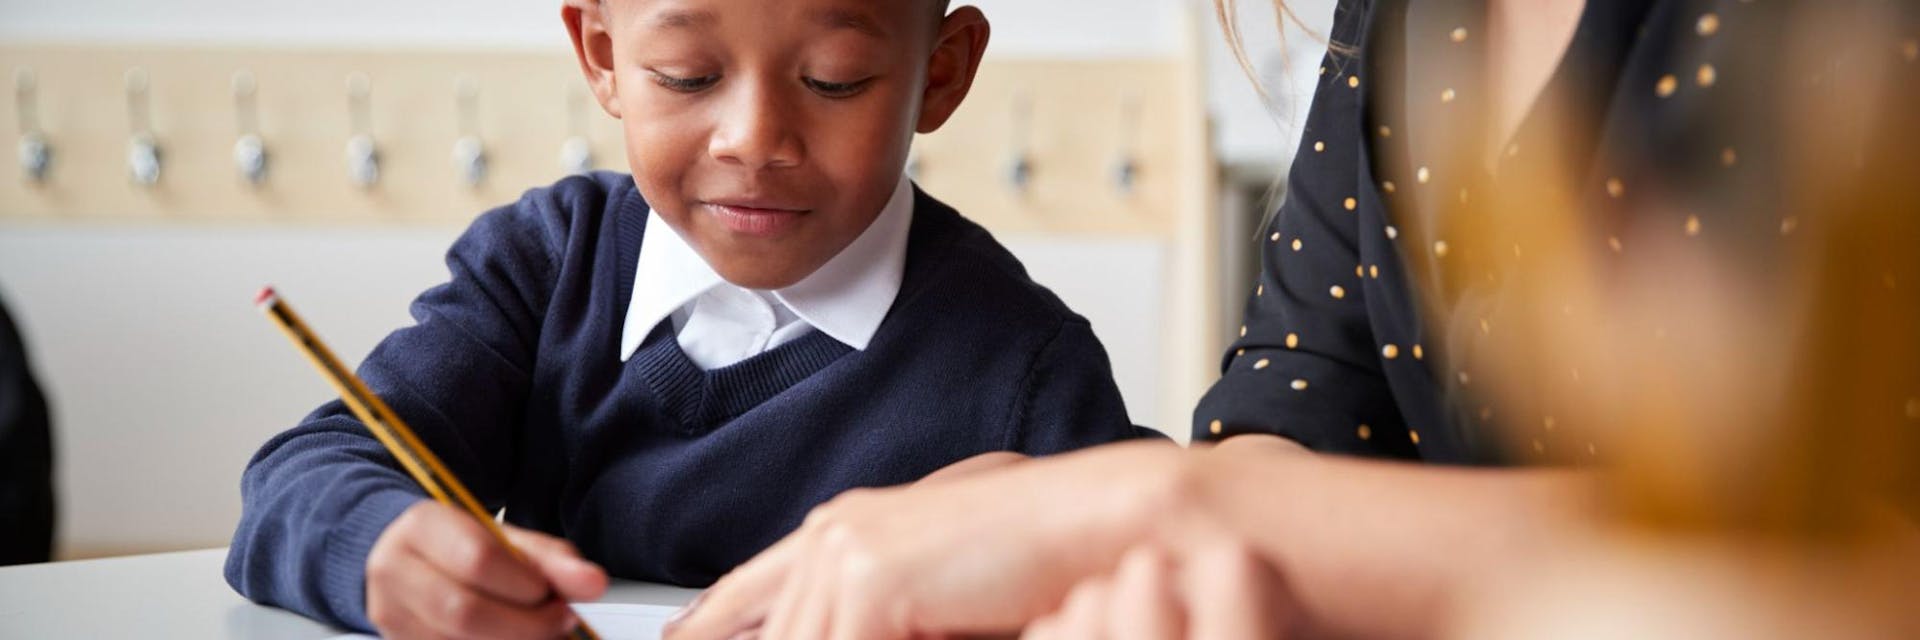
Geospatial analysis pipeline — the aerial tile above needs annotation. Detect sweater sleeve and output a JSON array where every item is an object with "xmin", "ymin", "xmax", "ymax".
[
  {"xmin": 1190, "ymin": 0, "xmax": 1414, "ymax": 458},
  {"xmin": 1009, "ymin": 318, "xmax": 1166, "ymax": 455},
  {"xmin": 224, "ymin": 190, "xmax": 570, "ymax": 631}
]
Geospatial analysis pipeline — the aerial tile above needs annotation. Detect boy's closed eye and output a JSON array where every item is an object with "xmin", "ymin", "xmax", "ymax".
[
  {"xmin": 649, "ymin": 70, "xmax": 720, "ymax": 92},
  {"xmin": 800, "ymin": 77, "xmax": 873, "ymax": 98},
  {"xmin": 645, "ymin": 70, "xmax": 876, "ymax": 99}
]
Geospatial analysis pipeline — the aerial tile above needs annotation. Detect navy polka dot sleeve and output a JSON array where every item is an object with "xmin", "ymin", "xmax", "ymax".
[{"xmin": 1195, "ymin": 0, "xmax": 1423, "ymax": 460}]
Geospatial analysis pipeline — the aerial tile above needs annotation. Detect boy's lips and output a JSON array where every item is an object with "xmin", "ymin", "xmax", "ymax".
[{"xmin": 702, "ymin": 200, "xmax": 810, "ymax": 237}]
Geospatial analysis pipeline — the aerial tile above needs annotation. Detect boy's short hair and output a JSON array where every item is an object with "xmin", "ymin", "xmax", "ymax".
[{"xmin": 568, "ymin": 0, "xmax": 954, "ymax": 17}]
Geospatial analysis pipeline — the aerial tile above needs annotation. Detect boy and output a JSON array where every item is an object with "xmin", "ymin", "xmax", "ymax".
[{"xmin": 225, "ymin": 0, "xmax": 1151, "ymax": 637}]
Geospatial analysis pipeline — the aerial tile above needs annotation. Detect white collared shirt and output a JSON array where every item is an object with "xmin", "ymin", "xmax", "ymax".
[{"xmin": 619, "ymin": 175, "xmax": 914, "ymax": 369}]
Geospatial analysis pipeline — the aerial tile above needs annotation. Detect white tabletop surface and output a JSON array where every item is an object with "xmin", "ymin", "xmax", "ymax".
[{"xmin": 0, "ymin": 548, "xmax": 702, "ymax": 639}]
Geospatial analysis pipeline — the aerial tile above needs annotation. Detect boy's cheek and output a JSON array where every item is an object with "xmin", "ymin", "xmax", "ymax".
[{"xmin": 622, "ymin": 124, "xmax": 701, "ymax": 205}]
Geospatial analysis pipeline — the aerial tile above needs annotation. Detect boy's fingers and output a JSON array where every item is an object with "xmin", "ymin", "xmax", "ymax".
[
  {"xmin": 506, "ymin": 526, "xmax": 609, "ymax": 602},
  {"xmin": 664, "ymin": 535, "xmax": 800, "ymax": 639},
  {"xmin": 366, "ymin": 581, "xmax": 441, "ymax": 640},
  {"xmin": 372, "ymin": 606, "xmax": 454, "ymax": 640},
  {"xmin": 828, "ymin": 567, "xmax": 900, "ymax": 640},
  {"xmin": 401, "ymin": 503, "xmax": 551, "ymax": 606},
  {"xmin": 503, "ymin": 525, "xmax": 576, "ymax": 557},
  {"xmin": 392, "ymin": 546, "xmax": 578, "ymax": 640},
  {"xmin": 1179, "ymin": 542, "xmax": 1288, "ymax": 640},
  {"xmin": 1057, "ymin": 576, "xmax": 1113, "ymax": 640},
  {"xmin": 762, "ymin": 539, "xmax": 826, "ymax": 639},
  {"xmin": 1019, "ymin": 613, "xmax": 1062, "ymax": 640},
  {"xmin": 1021, "ymin": 575, "xmax": 1107, "ymax": 640},
  {"xmin": 1110, "ymin": 547, "xmax": 1183, "ymax": 640}
]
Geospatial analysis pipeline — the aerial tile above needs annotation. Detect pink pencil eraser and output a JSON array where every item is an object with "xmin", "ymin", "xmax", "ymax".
[{"xmin": 256, "ymin": 286, "xmax": 278, "ymax": 309}]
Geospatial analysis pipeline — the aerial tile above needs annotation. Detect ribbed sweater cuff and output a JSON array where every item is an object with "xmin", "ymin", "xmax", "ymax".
[{"xmin": 321, "ymin": 489, "xmax": 425, "ymax": 632}]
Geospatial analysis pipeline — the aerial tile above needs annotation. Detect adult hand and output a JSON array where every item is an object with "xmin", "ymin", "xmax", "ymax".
[
  {"xmin": 365, "ymin": 501, "xmax": 609, "ymax": 640},
  {"xmin": 663, "ymin": 440, "xmax": 1194, "ymax": 640}
]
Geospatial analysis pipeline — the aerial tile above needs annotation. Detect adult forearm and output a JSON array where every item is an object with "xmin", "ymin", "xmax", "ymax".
[{"xmin": 1188, "ymin": 440, "xmax": 1595, "ymax": 638}]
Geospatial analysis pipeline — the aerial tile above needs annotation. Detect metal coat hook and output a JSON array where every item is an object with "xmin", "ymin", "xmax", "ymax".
[
  {"xmin": 344, "ymin": 72, "xmax": 380, "ymax": 189},
  {"xmin": 232, "ymin": 71, "xmax": 269, "ymax": 186},
  {"xmin": 1005, "ymin": 91, "xmax": 1033, "ymax": 193},
  {"xmin": 125, "ymin": 68, "xmax": 162, "ymax": 187},
  {"xmin": 1112, "ymin": 93, "xmax": 1141, "ymax": 195},
  {"xmin": 559, "ymin": 83, "xmax": 594, "ymax": 176},
  {"xmin": 15, "ymin": 68, "xmax": 51, "ymax": 185},
  {"xmin": 451, "ymin": 75, "xmax": 488, "ymax": 189}
]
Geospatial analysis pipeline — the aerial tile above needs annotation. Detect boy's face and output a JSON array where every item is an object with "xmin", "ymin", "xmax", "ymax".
[{"xmin": 566, "ymin": 0, "xmax": 987, "ymax": 290}]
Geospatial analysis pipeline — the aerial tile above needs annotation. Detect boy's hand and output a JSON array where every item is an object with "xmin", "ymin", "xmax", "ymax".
[
  {"xmin": 664, "ymin": 441, "xmax": 1191, "ymax": 640},
  {"xmin": 915, "ymin": 451, "xmax": 1029, "ymax": 485},
  {"xmin": 1021, "ymin": 539, "xmax": 1298, "ymax": 640},
  {"xmin": 365, "ymin": 501, "xmax": 609, "ymax": 640}
]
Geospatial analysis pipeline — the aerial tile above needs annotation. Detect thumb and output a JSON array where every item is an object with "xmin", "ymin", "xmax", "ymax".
[{"xmin": 506, "ymin": 526, "xmax": 610, "ymax": 602}]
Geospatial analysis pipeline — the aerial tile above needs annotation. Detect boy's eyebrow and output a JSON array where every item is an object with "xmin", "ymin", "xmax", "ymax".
[
  {"xmin": 808, "ymin": 7, "xmax": 888, "ymax": 38},
  {"xmin": 645, "ymin": 8, "xmax": 718, "ymax": 31},
  {"xmin": 638, "ymin": 7, "xmax": 884, "ymax": 37}
]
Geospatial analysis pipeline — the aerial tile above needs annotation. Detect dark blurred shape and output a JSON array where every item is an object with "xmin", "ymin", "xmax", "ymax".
[{"xmin": 0, "ymin": 290, "xmax": 54, "ymax": 565}]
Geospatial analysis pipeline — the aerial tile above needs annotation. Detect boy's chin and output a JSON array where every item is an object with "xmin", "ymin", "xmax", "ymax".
[{"xmin": 709, "ymin": 258, "xmax": 821, "ymax": 291}]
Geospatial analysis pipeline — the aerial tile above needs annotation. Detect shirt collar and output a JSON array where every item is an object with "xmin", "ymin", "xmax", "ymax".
[{"xmin": 621, "ymin": 174, "xmax": 915, "ymax": 361}]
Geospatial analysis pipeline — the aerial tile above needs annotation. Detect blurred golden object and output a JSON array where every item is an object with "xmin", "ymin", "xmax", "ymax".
[
  {"xmin": 1420, "ymin": 1, "xmax": 1920, "ymax": 635},
  {"xmin": 1454, "ymin": 534, "xmax": 1920, "ymax": 639}
]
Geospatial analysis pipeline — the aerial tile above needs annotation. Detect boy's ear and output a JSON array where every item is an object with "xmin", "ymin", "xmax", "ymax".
[
  {"xmin": 563, "ymin": 2, "xmax": 623, "ymax": 119},
  {"xmin": 916, "ymin": 7, "xmax": 991, "ymax": 134}
]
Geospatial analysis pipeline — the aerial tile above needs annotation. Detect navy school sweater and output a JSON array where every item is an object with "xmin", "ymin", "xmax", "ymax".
[{"xmin": 225, "ymin": 172, "xmax": 1157, "ymax": 631}]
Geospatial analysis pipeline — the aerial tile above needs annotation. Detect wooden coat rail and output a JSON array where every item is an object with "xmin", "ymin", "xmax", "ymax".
[
  {"xmin": 0, "ymin": 41, "xmax": 1221, "ymax": 439},
  {"xmin": 2, "ymin": 46, "xmax": 1210, "ymax": 238}
]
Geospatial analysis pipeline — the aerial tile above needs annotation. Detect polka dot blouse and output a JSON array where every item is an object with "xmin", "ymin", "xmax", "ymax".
[{"xmin": 1192, "ymin": 0, "xmax": 1920, "ymax": 464}]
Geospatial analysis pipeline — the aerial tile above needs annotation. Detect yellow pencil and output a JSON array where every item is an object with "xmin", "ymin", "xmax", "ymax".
[{"xmin": 256, "ymin": 286, "xmax": 599, "ymax": 640}]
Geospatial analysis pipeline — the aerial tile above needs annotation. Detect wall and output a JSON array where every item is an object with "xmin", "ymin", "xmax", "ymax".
[
  {"xmin": 1203, "ymin": 0, "xmax": 1339, "ymax": 166},
  {"xmin": 0, "ymin": 227, "xmax": 455, "ymax": 556},
  {"xmin": 0, "ymin": 0, "xmax": 1186, "ymax": 54},
  {"xmin": 0, "ymin": 0, "xmax": 1334, "ymax": 558},
  {"xmin": 0, "ymin": 0, "xmax": 1330, "ymax": 165}
]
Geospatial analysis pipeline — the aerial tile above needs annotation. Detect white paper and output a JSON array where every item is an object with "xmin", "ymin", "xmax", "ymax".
[{"xmin": 330, "ymin": 603, "xmax": 682, "ymax": 640}]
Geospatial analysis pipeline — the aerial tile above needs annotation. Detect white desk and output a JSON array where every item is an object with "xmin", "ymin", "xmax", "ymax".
[{"xmin": 0, "ymin": 548, "xmax": 702, "ymax": 638}]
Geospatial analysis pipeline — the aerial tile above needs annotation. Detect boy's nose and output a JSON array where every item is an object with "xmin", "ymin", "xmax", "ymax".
[{"xmin": 708, "ymin": 86, "xmax": 804, "ymax": 170}]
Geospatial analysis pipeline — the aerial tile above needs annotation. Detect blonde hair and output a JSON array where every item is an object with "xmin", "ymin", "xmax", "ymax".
[{"xmin": 1210, "ymin": 0, "xmax": 1348, "ymax": 108}]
